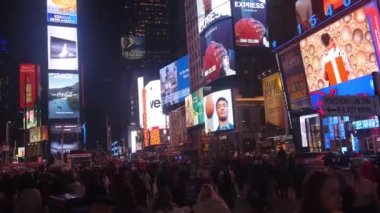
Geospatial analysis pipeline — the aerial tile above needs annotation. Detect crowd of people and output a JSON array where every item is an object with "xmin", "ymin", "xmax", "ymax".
[{"xmin": 0, "ymin": 149, "xmax": 380, "ymax": 213}]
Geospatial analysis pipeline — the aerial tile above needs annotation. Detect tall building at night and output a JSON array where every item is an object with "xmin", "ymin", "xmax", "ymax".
[{"xmin": 184, "ymin": 0, "xmax": 202, "ymax": 92}]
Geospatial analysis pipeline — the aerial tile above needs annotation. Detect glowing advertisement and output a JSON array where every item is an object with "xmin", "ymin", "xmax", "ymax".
[
  {"xmin": 311, "ymin": 74, "xmax": 375, "ymax": 116},
  {"xmin": 299, "ymin": 1, "xmax": 380, "ymax": 92},
  {"xmin": 150, "ymin": 128, "xmax": 161, "ymax": 145},
  {"xmin": 296, "ymin": 0, "xmax": 313, "ymax": 30},
  {"xmin": 121, "ymin": 34, "xmax": 146, "ymax": 60},
  {"xmin": 20, "ymin": 64, "xmax": 37, "ymax": 109},
  {"xmin": 185, "ymin": 88, "xmax": 205, "ymax": 127},
  {"xmin": 160, "ymin": 55, "xmax": 190, "ymax": 108},
  {"xmin": 279, "ymin": 44, "xmax": 311, "ymax": 111},
  {"xmin": 48, "ymin": 26, "xmax": 78, "ymax": 70},
  {"xmin": 29, "ymin": 126, "xmax": 48, "ymax": 143},
  {"xmin": 262, "ymin": 73, "xmax": 286, "ymax": 129},
  {"xmin": 204, "ymin": 89, "xmax": 235, "ymax": 133},
  {"xmin": 233, "ymin": 0, "xmax": 269, "ymax": 47},
  {"xmin": 196, "ymin": 0, "xmax": 232, "ymax": 34},
  {"xmin": 48, "ymin": 73, "xmax": 80, "ymax": 119},
  {"xmin": 144, "ymin": 80, "xmax": 167, "ymax": 130},
  {"xmin": 50, "ymin": 123, "xmax": 82, "ymax": 134},
  {"xmin": 50, "ymin": 134, "xmax": 80, "ymax": 154},
  {"xmin": 47, "ymin": 0, "xmax": 77, "ymax": 24},
  {"xmin": 24, "ymin": 108, "xmax": 40, "ymax": 130}
]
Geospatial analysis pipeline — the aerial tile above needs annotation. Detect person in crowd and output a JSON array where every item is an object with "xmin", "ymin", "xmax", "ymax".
[
  {"xmin": 152, "ymin": 187, "xmax": 185, "ymax": 213},
  {"xmin": 193, "ymin": 184, "xmax": 230, "ymax": 213},
  {"xmin": 15, "ymin": 173, "xmax": 43, "ymax": 213},
  {"xmin": 218, "ymin": 163, "xmax": 236, "ymax": 210},
  {"xmin": 350, "ymin": 159, "xmax": 378, "ymax": 212},
  {"xmin": 297, "ymin": 171, "xmax": 342, "ymax": 213},
  {"xmin": 332, "ymin": 171, "xmax": 355, "ymax": 213}
]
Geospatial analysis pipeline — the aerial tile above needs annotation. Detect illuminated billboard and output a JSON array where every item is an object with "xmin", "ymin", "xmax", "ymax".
[
  {"xmin": 310, "ymin": 74, "xmax": 375, "ymax": 115},
  {"xmin": 279, "ymin": 44, "xmax": 311, "ymax": 111},
  {"xmin": 144, "ymin": 80, "xmax": 167, "ymax": 130},
  {"xmin": 160, "ymin": 55, "xmax": 190, "ymax": 108},
  {"xmin": 185, "ymin": 88, "xmax": 205, "ymax": 127},
  {"xmin": 296, "ymin": 0, "xmax": 313, "ymax": 30},
  {"xmin": 24, "ymin": 108, "xmax": 40, "ymax": 129},
  {"xmin": 299, "ymin": 1, "xmax": 380, "ymax": 92},
  {"xmin": 204, "ymin": 89, "xmax": 235, "ymax": 133},
  {"xmin": 48, "ymin": 73, "xmax": 80, "ymax": 119},
  {"xmin": 48, "ymin": 26, "xmax": 78, "ymax": 70},
  {"xmin": 197, "ymin": 0, "xmax": 236, "ymax": 84},
  {"xmin": 29, "ymin": 126, "xmax": 48, "ymax": 143},
  {"xmin": 47, "ymin": 0, "xmax": 77, "ymax": 24},
  {"xmin": 262, "ymin": 73, "xmax": 286, "ymax": 129},
  {"xmin": 121, "ymin": 34, "xmax": 146, "ymax": 60},
  {"xmin": 50, "ymin": 122, "xmax": 82, "ymax": 134},
  {"xmin": 196, "ymin": 0, "xmax": 232, "ymax": 34},
  {"xmin": 233, "ymin": 0, "xmax": 269, "ymax": 47},
  {"xmin": 50, "ymin": 133, "xmax": 80, "ymax": 154},
  {"xmin": 20, "ymin": 64, "xmax": 37, "ymax": 108}
]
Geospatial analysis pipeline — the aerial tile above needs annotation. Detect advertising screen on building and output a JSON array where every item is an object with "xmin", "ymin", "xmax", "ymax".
[
  {"xmin": 48, "ymin": 26, "xmax": 78, "ymax": 70},
  {"xmin": 50, "ymin": 133, "xmax": 80, "ymax": 154},
  {"xmin": 48, "ymin": 73, "xmax": 80, "ymax": 119},
  {"xmin": 20, "ymin": 64, "xmax": 37, "ymax": 109},
  {"xmin": 50, "ymin": 122, "xmax": 82, "ymax": 134},
  {"xmin": 310, "ymin": 74, "xmax": 375, "ymax": 115},
  {"xmin": 299, "ymin": 1, "xmax": 380, "ymax": 92},
  {"xmin": 279, "ymin": 44, "xmax": 311, "ymax": 111},
  {"xmin": 121, "ymin": 34, "xmax": 145, "ymax": 60},
  {"xmin": 296, "ymin": 0, "xmax": 313, "ymax": 30},
  {"xmin": 24, "ymin": 108, "xmax": 40, "ymax": 129},
  {"xmin": 29, "ymin": 126, "xmax": 48, "ymax": 143},
  {"xmin": 47, "ymin": 0, "xmax": 77, "ymax": 24},
  {"xmin": 160, "ymin": 55, "xmax": 190, "ymax": 108},
  {"xmin": 196, "ymin": 0, "xmax": 232, "ymax": 34},
  {"xmin": 197, "ymin": 0, "xmax": 236, "ymax": 84},
  {"xmin": 144, "ymin": 80, "xmax": 167, "ymax": 130},
  {"xmin": 185, "ymin": 88, "xmax": 205, "ymax": 127},
  {"xmin": 233, "ymin": 0, "xmax": 269, "ymax": 47},
  {"xmin": 204, "ymin": 89, "xmax": 235, "ymax": 133},
  {"xmin": 263, "ymin": 73, "xmax": 286, "ymax": 129}
]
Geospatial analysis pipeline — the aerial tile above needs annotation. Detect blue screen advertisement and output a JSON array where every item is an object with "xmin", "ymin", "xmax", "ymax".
[
  {"xmin": 47, "ymin": 0, "xmax": 77, "ymax": 24},
  {"xmin": 310, "ymin": 75, "xmax": 375, "ymax": 116},
  {"xmin": 233, "ymin": 0, "xmax": 269, "ymax": 47},
  {"xmin": 48, "ymin": 73, "xmax": 80, "ymax": 119},
  {"xmin": 160, "ymin": 55, "xmax": 190, "ymax": 108}
]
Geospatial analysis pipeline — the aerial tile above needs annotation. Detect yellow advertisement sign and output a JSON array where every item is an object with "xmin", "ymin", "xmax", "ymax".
[
  {"xmin": 150, "ymin": 128, "xmax": 160, "ymax": 146},
  {"xmin": 263, "ymin": 73, "xmax": 285, "ymax": 129}
]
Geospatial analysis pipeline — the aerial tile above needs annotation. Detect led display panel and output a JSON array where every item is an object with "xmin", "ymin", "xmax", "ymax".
[
  {"xmin": 48, "ymin": 73, "xmax": 80, "ymax": 119},
  {"xmin": 197, "ymin": 0, "xmax": 236, "ymax": 84},
  {"xmin": 121, "ymin": 34, "xmax": 146, "ymax": 60},
  {"xmin": 310, "ymin": 74, "xmax": 375, "ymax": 115},
  {"xmin": 47, "ymin": 0, "xmax": 77, "ymax": 24},
  {"xmin": 20, "ymin": 64, "xmax": 37, "ymax": 109},
  {"xmin": 204, "ymin": 89, "xmax": 235, "ymax": 133},
  {"xmin": 233, "ymin": 0, "xmax": 269, "ymax": 47},
  {"xmin": 160, "ymin": 55, "xmax": 190, "ymax": 108},
  {"xmin": 185, "ymin": 88, "xmax": 205, "ymax": 127},
  {"xmin": 144, "ymin": 80, "xmax": 167, "ymax": 130},
  {"xmin": 296, "ymin": 0, "xmax": 313, "ymax": 30},
  {"xmin": 48, "ymin": 26, "xmax": 78, "ymax": 70},
  {"xmin": 279, "ymin": 44, "xmax": 312, "ymax": 111},
  {"xmin": 299, "ymin": 1, "xmax": 380, "ymax": 92}
]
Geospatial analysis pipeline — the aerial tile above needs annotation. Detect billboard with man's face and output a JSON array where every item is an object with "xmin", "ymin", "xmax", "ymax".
[{"xmin": 203, "ymin": 89, "xmax": 234, "ymax": 133}]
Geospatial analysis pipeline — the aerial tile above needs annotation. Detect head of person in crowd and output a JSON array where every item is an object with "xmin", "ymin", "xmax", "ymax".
[
  {"xmin": 298, "ymin": 171, "xmax": 342, "ymax": 213},
  {"xmin": 351, "ymin": 158, "xmax": 364, "ymax": 180},
  {"xmin": 152, "ymin": 187, "xmax": 175, "ymax": 212}
]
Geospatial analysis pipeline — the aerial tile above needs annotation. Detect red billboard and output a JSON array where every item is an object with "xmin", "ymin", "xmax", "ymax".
[{"xmin": 20, "ymin": 64, "xmax": 37, "ymax": 108}]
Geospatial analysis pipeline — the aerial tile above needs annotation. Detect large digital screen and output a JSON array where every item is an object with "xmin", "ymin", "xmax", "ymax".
[
  {"xmin": 233, "ymin": 0, "xmax": 269, "ymax": 47},
  {"xmin": 196, "ymin": 0, "xmax": 232, "ymax": 34},
  {"xmin": 185, "ymin": 88, "xmax": 205, "ymax": 127},
  {"xmin": 204, "ymin": 89, "xmax": 235, "ymax": 133},
  {"xmin": 20, "ymin": 64, "xmax": 37, "ymax": 108},
  {"xmin": 50, "ymin": 133, "xmax": 80, "ymax": 154},
  {"xmin": 296, "ymin": 0, "xmax": 313, "ymax": 30},
  {"xmin": 121, "ymin": 34, "xmax": 146, "ymax": 60},
  {"xmin": 160, "ymin": 55, "xmax": 190, "ymax": 108},
  {"xmin": 310, "ymin": 74, "xmax": 375, "ymax": 115},
  {"xmin": 29, "ymin": 126, "xmax": 48, "ymax": 143},
  {"xmin": 262, "ymin": 73, "xmax": 286, "ymax": 129},
  {"xmin": 144, "ymin": 80, "xmax": 167, "ymax": 130},
  {"xmin": 299, "ymin": 1, "xmax": 380, "ymax": 92},
  {"xmin": 279, "ymin": 44, "xmax": 311, "ymax": 111},
  {"xmin": 24, "ymin": 108, "xmax": 40, "ymax": 129},
  {"xmin": 197, "ymin": 0, "xmax": 236, "ymax": 84},
  {"xmin": 48, "ymin": 73, "xmax": 80, "ymax": 119},
  {"xmin": 47, "ymin": 0, "xmax": 77, "ymax": 24},
  {"xmin": 48, "ymin": 26, "xmax": 78, "ymax": 70}
]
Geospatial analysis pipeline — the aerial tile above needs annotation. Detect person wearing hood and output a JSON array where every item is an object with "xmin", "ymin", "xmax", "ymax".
[{"xmin": 193, "ymin": 184, "xmax": 231, "ymax": 213}]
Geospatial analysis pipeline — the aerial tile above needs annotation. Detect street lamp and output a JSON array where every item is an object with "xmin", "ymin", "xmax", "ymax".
[{"xmin": 5, "ymin": 121, "xmax": 11, "ymax": 163}]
